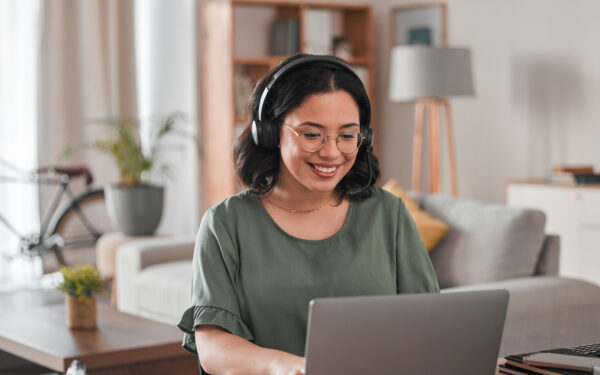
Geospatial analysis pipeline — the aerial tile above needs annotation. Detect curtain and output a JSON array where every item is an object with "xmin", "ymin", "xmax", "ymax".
[
  {"xmin": 0, "ymin": 0, "xmax": 199, "ymax": 288},
  {"xmin": 39, "ymin": 0, "xmax": 138, "ymax": 187},
  {"xmin": 0, "ymin": 0, "xmax": 44, "ymax": 289}
]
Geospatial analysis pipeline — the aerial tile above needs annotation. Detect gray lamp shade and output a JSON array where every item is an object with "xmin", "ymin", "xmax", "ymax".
[{"xmin": 389, "ymin": 46, "xmax": 474, "ymax": 102}]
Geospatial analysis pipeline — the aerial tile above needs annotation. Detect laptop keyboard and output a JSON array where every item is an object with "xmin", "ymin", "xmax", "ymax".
[
  {"xmin": 550, "ymin": 342, "xmax": 600, "ymax": 357},
  {"xmin": 566, "ymin": 343, "xmax": 600, "ymax": 356}
]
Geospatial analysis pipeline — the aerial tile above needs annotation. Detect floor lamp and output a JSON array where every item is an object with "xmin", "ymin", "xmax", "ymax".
[{"xmin": 389, "ymin": 46, "xmax": 474, "ymax": 195}]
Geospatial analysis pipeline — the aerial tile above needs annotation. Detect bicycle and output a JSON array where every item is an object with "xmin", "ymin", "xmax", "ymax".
[{"xmin": 0, "ymin": 159, "xmax": 113, "ymax": 272}]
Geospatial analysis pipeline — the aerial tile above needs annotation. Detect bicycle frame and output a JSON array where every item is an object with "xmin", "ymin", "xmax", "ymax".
[{"xmin": 0, "ymin": 172, "xmax": 101, "ymax": 258}]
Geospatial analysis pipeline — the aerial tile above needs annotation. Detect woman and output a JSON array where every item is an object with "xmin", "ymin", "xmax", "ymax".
[{"xmin": 178, "ymin": 54, "xmax": 439, "ymax": 375}]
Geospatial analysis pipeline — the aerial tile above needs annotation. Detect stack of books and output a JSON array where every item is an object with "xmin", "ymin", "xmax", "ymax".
[
  {"xmin": 500, "ymin": 343, "xmax": 600, "ymax": 374},
  {"xmin": 546, "ymin": 165, "xmax": 600, "ymax": 185}
]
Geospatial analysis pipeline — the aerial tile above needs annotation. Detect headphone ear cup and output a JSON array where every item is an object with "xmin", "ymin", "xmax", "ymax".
[
  {"xmin": 261, "ymin": 120, "xmax": 280, "ymax": 148},
  {"xmin": 251, "ymin": 120, "xmax": 279, "ymax": 149},
  {"xmin": 363, "ymin": 128, "xmax": 373, "ymax": 152},
  {"xmin": 251, "ymin": 120, "xmax": 261, "ymax": 146}
]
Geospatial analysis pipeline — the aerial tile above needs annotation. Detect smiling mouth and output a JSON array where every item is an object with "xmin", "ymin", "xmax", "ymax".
[{"xmin": 310, "ymin": 164, "xmax": 338, "ymax": 174}]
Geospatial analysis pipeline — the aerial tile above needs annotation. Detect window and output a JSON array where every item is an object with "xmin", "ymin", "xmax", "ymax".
[{"xmin": 0, "ymin": 0, "xmax": 43, "ymax": 288}]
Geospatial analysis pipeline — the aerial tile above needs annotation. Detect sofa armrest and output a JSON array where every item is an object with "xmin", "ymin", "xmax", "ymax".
[
  {"xmin": 116, "ymin": 236, "xmax": 195, "ymax": 314},
  {"xmin": 534, "ymin": 234, "xmax": 560, "ymax": 276}
]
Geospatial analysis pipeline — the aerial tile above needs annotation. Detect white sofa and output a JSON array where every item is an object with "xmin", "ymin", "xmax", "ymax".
[
  {"xmin": 116, "ymin": 236, "xmax": 195, "ymax": 324},
  {"xmin": 115, "ymin": 194, "xmax": 600, "ymax": 356}
]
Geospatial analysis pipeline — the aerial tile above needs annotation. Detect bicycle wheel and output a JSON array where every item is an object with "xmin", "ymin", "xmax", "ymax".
[{"xmin": 42, "ymin": 188, "xmax": 114, "ymax": 273}]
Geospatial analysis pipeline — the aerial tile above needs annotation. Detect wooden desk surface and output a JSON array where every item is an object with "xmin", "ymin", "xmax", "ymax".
[
  {"xmin": 0, "ymin": 299, "xmax": 188, "ymax": 372},
  {"xmin": 0, "ymin": 290, "xmax": 505, "ymax": 374}
]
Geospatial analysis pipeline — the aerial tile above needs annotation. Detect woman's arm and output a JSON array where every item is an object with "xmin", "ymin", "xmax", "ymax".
[{"xmin": 195, "ymin": 325, "xmax": 305, "ymax": 375}]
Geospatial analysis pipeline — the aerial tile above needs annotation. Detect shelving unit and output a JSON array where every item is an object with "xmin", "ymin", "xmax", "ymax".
[
  {"xmin": 506, "ymin": 180, "xmax": 600, "ymax": 286},
  {"xmin": 202, "ymin": 0, "xmax": 374, "ymax": 208}
]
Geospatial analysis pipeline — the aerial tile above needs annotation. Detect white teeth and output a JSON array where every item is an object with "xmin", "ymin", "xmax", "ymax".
[{"xmin": 313, "ymin": 165, "xmax": 336, "ymax": 173}]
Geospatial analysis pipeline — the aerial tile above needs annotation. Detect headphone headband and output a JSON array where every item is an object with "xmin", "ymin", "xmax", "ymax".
[
  {"xmin": 252, "ymin": 54, "xmax": 372, "ymax": 151},
  {"xmin": 258, "ymin": 55, "xmax": 362, "ymax": 121}
]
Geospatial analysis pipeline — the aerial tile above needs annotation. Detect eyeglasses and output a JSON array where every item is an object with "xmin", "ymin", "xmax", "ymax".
[{"xmin": 284, "ymin": 124, "xmax": 363, "ymax": 154}]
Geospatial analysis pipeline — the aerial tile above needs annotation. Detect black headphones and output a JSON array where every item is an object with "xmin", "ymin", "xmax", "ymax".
[{"xmin": 251, "ymin": 55, "xmax": 373, "ymax": 152}]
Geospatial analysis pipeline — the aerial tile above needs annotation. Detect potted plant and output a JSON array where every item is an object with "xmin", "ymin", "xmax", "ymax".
[
  {"xmin": 64, "ymin": 113, "xmax": 192, "ymax": 235},
  {"xmin": 57, "ymin": 265, "xmax": 104, "ymax": 329}
]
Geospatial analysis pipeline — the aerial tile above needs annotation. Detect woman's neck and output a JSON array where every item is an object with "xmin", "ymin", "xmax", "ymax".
[
  {"xmin": 267, "ymin": 169, "xmax": 337, "ymax": 212},
  {"xmin": 268, "ymin": 184, "xmax": 335, "ymax": 211}
]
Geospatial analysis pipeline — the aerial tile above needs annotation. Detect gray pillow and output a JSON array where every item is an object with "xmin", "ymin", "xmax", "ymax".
[{"xmin": 423, "ymin": 194, "xmax": 546, "ymax": 288}]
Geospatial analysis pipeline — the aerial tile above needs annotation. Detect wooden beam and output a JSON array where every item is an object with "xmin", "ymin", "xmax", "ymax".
[{"xmin": 203, "ymin": 2, "xmax": 235, "ymax": 209}]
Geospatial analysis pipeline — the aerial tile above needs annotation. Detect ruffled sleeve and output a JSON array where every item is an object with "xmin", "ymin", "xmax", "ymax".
[
  {"xmin": 178, "ymin": 305, "xmax": 255, "ymax": 355},
  {"xmin": 178, "ymin": 207, "xmax": 255, "ymax": 355}
]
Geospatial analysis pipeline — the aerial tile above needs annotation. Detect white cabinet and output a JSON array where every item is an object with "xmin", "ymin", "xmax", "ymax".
[{"xmin": 506, "ymin": 181, "xmax": 600, "ymax": 285}]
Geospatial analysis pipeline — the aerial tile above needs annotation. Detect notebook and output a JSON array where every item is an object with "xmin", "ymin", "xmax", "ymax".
[
  {"xmin": 304, "ymin": 289, "xmax": 509, "ymax": 375},
  {"xmin": 504, "ymin": 342, "xmax": 600, "ymax": 374}
]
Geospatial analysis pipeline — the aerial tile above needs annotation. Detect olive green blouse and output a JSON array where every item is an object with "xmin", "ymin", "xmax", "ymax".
[{"xmin": 178, "ymin": 187, "xmax": 439, "ymax": 357}]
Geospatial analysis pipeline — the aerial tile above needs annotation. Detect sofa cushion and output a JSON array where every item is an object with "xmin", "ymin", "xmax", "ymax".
[
  {"xmin": 382, "ymin": 179, "xmax": 450, "ymax": 251},
  {"xmin": 134, "ymin": 260, "xmax": 192, "ymax": 325},
  {"xmin": 423, "ymin": 194, "xmax": 546, "ymax": 288}
]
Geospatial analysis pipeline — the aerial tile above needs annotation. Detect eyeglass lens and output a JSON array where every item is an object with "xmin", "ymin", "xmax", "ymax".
[{"xmin": 300, "ymin": 131, "xmax": 363, "ymax": 153}]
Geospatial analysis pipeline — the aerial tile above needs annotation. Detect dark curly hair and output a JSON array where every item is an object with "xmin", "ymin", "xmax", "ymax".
[{"xmin": 234, "ymin": 54, "xmax": 379, "ymax": 200}]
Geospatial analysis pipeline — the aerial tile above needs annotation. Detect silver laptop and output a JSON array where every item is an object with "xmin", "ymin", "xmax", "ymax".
[{"xmin": 304, "ymin": 289, "xmax": 509, "ymax": 375}]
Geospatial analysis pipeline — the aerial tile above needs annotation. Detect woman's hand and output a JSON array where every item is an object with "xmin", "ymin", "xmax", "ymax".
[{"xmin": 270, "ymin": 352, "xmax": 305, "ymax": 375}]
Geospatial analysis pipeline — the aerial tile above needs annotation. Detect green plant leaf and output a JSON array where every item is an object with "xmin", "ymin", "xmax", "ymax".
[
  {"xmin": 57, "ymin": 265, "xmax": 105, "ymax": 302},
  {"xmin": 61, "ymin": 112, "xmax": 195, "ymax": 186}
]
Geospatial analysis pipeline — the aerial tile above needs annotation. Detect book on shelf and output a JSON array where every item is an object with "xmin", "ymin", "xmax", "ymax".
[
  {"xmin": 572, "ymin": 174, "xmax": 600, "ymax": 185},
  {"xmin": 270, "ymin": 18, "xmax": 299, "ymax": 56},
  {"xmin": 546, "ymin": 172, "xmax": 600, "ymax": 185},
  {"xmin": 553, "ymin": 165, "xmax": 595, "ymax": 175},
  {"xmin": 546, "ymin": 165, "xmax": 600, "ymax": 184}
]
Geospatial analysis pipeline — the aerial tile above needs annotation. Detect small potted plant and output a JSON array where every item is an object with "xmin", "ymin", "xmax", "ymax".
[
  {"xmin": 62, "ymin": 112, "xmax": 194, "ymax": 235},
  {"xmin": 57, "ymin": 265, "xmax": 104, "ymax": 330}
]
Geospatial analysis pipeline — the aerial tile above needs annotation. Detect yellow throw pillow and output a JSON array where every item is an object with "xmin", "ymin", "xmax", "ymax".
[{"xmin": 382, "ymin": 179, "xmax": 449, "ymax": 252}]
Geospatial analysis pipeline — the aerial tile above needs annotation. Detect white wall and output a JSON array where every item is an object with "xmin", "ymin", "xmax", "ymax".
[{"xmin": 375, "ymin": 0, "xmax": 600, "ymax": 202}]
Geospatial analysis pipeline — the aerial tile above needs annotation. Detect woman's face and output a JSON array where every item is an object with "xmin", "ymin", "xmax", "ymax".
[{"xmin": 278, "ymin": 90, "xmax": 361, "ymax": 195}]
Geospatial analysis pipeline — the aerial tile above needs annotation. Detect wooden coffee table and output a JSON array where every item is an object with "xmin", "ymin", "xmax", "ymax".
[{"xmin": 0, "ymin": 292, "xmax": 199, "ymax": 374}]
